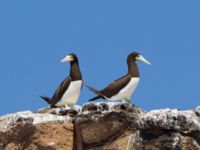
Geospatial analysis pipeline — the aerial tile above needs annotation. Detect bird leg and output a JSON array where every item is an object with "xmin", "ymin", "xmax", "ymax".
[
  {"xmin": 65, "ymin": 103, "xmax": 70, "ymax": 109},
  {"xmin": 121, "ymin": 99, "xmax": 126, "ymax": 103},
  {"xmin": 127, "ymin": 100, "xmax": 131, "ymax": 104},
  {"xmin": 121, "ymin": 98, "xmax": 131, "ymax": 103}
]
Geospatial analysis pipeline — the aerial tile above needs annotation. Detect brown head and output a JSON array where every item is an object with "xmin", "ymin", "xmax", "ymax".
[
  {"xmin": 61, "ymin": 53, "xmax": 79, "ymax": 64},
  {"xmin": 128, "ymin": 52, "xmax": 151, "ymax": 65},
  {"xmin": 61, "ymin": 53, "xmax": 82, "ymax": 80}
]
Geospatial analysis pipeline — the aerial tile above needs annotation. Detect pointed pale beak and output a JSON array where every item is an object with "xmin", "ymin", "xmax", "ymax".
[
  {"xmin": 61, "ymin": 55, "xmax": 73, "ymax": 63},
  {"xmin": 136, "ymin": 55, "xmax": 151, "ymax": 65}
]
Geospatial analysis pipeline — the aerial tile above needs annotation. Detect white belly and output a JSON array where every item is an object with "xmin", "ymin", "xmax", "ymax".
[
  {"xmin": 60, "ymin": 80, "xmax": 82, "ymax": 105},
  {"xmin": 108, "ymin": 77, "xmax": 140, "ymax": 101}
]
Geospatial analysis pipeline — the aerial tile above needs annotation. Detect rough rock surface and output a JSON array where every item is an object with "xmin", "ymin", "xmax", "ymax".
[{"xmin": 0, "ymin": 102, "xmax": 200, "ymax": 150}]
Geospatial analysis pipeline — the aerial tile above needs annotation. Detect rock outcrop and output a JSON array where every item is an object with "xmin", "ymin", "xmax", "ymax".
[{"xmin": 0, "ymin": 102, "xmax": 200, "ymax": 150}]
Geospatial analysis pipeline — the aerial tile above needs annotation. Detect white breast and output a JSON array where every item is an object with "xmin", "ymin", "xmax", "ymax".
[
  {"xmin": 60, "ymin": 80, "xmax": 82, "ymax": 105},
  {"xmin": 108, "ymin": 77, "xmax": 140, "ymax": 101}
]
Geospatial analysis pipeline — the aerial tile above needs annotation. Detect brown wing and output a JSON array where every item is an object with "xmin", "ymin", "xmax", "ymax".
[
  {"xmin": 100, "ymin": 74, "xmax": 131, "ymax": 98},
  {"xmin": 51, "ymin": 76, "xmax": 72, "ymax": 104}
]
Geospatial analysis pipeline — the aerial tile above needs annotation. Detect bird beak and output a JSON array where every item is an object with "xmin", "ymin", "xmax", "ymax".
[
  {"xmin": 136, "ymin": 55, "xmax": 151, "ymax": 65},
  {"xmin": 61, "ymin": 55, "xmax": 73, "ymax": 63}
]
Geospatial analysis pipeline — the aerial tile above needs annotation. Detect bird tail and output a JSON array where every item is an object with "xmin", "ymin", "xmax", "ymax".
[
  {"xmin": 40, "ymin": 96, "xmax": 57, "ymax": 108},
  {"xmin": 85, "ymin": 85, "xmax": 101, "ymax": 95},
  {"xmin": 88, "ymin": 95, "xmax": 102, "ymax": 101},
  {"xmin": 40, "ymin": 96, "xmax": 51, "ymax": 104},
  {"xmin": 86, "ymin": 85, "xmax": 103, "ymax": 101}
]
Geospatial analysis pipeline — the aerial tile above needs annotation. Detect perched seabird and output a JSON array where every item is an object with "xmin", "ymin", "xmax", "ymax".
[
  {"xmin": 40, "ymin": 54, "xmax": 83, "ymax": 108},
  {"xmin": 87, "ymin": 52, "xmax": 150, "ymax": 102}
]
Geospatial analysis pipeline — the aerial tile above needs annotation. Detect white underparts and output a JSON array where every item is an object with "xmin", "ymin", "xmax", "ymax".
[
  {"xmin": 107, "ymin": 77, "xmax": 140, "ymax": 101},
  {"xmin": 58, "ymin": 80, "xmax": 82, "ymax": 106}
]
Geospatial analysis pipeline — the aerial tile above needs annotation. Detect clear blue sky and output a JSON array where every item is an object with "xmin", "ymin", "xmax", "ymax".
[{"xmin": 0, "ymin": 1, "xmax": 200, "ymax": 115}]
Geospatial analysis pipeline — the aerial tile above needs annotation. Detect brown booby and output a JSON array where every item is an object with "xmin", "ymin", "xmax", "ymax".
[
  {"xmin": 87, "ymin": 52, "xmax": 150, "ymax": 102},
  {"xmin": 40, "ymin": 54, "xmax": 83, "ymax": 108}
]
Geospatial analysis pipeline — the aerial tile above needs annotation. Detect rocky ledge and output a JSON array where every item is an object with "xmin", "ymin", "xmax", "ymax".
[{"xmin": 0, "ymin": 102, "xmax": 200, "ymax": 150}]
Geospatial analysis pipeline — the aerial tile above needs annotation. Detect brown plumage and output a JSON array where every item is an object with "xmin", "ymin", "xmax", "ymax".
[
  {"xmin": 40, "ymin": 53, "xmax": 82, "ymax": 107},
  {"xmin": 87, "ymin": 52, "xmax": 150, "ymax": 101}
]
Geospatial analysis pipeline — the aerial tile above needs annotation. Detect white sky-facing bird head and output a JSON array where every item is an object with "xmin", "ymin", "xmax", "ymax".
[{"xmin": 61, "ymin": 53, "xmax": 78, "ymax": 63}]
